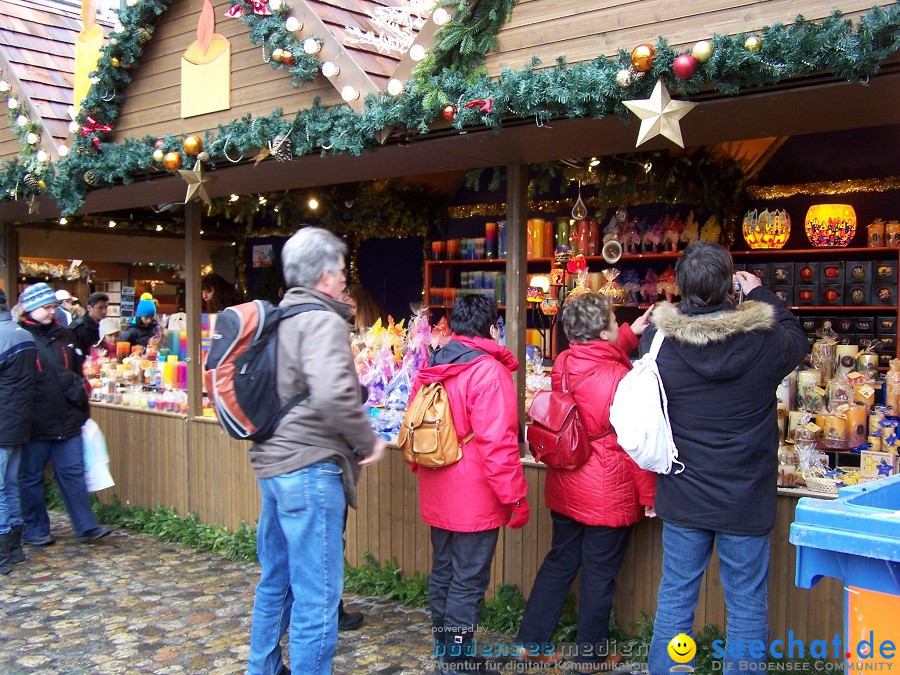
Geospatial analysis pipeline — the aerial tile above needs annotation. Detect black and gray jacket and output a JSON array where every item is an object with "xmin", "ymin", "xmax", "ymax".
[
  {"xmin": 640, "ymin": 286, "xmax": 807, "ymax": 535},
  {"xmin": 0, "ymin": 310, "xmax": 36, "ymax": 445}
]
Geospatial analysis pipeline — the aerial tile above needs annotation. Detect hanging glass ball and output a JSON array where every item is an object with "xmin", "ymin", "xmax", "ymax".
[
  {"xmin": 615, "ymin": 69, "xmax": 632, "ymax": 88},
  {"xmin": 630, "ymin": 44, "xmax": 655, "ymax": 72}
]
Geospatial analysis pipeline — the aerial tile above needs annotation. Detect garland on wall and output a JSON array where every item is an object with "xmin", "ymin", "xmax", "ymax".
[{"xmin": 0, "ymin": 2, "xmax": 898, "ymax": 216}]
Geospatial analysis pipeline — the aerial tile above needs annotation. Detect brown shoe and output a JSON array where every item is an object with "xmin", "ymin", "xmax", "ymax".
[
  {"xmin": 512, "ymin": 645, "xmax": 562, "ymax": 667},
  {"xmin": 570, "ymin": 652, "xmax": 625, "ymax": 673}
]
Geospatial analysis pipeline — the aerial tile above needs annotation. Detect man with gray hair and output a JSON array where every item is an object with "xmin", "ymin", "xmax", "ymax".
[
  {"xmin": 0, "ymin": 288, "xmax": 36, "ymax": 573},
  {"xmin": 247, "ymin": 227, "xmax": 386, "ymax": 675}
]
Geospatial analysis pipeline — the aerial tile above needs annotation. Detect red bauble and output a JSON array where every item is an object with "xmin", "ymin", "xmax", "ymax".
[
  {"xmin": 824, "ymin": 288, "xmax": 839, "ymax": 304},
  {"xmin": 441, "ymin": 104, "xmax": 457, "ymax": 121},
  {"xmin": 154, "ymin": 138, "xmax": 164, "ymax": 148},
  {"xmin": 799, "ymin": 266, "xmax": 813, "ymax": 282},
  {"xmin": 673, "ymin": 53, "xmax": 698, "ymax": 79}
]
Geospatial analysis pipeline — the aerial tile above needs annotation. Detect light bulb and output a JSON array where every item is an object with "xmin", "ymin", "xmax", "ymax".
[
  {"xmin": 69, "ymin": 120, "xmax": 79, "ymax": 133},
  {"xmin": 308, "ymin": 197, "xmax": 319, "ymax": 209},
  {"xmin": 58, "ymin": 145, "xmax": 69, "ymax": 157},
  {"xmin": 269, "ymin": 0, "xmax": 282, "ymax": 9},
  {"xmin": 341, "ymin": 85, "xmax": 359, "ymax": 101},
  {"xmin": 432, "ymin": 7, "xmax": 451, "ymax": 25},
  {"xmin": 303, "ymin": 38, "xmax": 321, "ymax": 54},
  {"xmin": 387, "ymin": 79, "xmax": 404, "ymax": 96},
  {"xmin": 67, "ymin": 105, "xmax": 78, "ymax": 119},
  {"xmin": 156, "ymin": 224, "xmax": 163, "ymax": 231},
  {"xmin": 108, "ymin": 220, "xmax": 117, "ymax": 228},
  {"xmin": 321, "ymin": 61, "xmax": 340, "ymax": 77},
  {"xmin": 15, "ymin": 114, "xmax": 28, "ymax": 127},
  {"xmin": 26, "ymin": 132, "xmax": 39, "ymax": 145},
  {"xmin": 0, "ymin": 80, "xmax": 9, "ymax": 92},
  {"xmin": 59, "ymin": 217, "xmax": 68, "ymax": 225},
  {"xmin": 7, "ymin": 97, "xmax": 19, "ymax": 109},
  {"xmin": 36, "ymin": 150, "xmax": 49, "ymax": 163},
  {"xmin": 285, "ymin": 16, "xmax": 301, "ymax": 31},
  {"xmin": 230, "ymin": 194, "xmax": 240, "ymax": 202},
  {"xmin": 409, "ymin": 44, "xmax": 426, "ymax": 61}
]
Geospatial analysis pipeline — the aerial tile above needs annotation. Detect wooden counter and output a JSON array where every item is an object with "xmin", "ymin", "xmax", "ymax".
[{"xmin": 90, "ymin": 402, "xmax": 842, "ymax": 643}]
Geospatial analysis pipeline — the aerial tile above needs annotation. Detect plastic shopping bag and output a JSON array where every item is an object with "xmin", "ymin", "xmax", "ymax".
[{"xmin": 82, "ymin": 419, "xmax": 115, "ymax": 492}]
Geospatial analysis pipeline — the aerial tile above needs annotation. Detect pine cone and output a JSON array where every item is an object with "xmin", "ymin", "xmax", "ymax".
[
  {"xmin": 84, "ymin": 170, "xmax": 99, "ymax": 186},
  {"xmin": 24, "ymin": 173, "xmax": 40, "ymax": 189},
  {"xmin": 272, "ymin": 134, "xmax": 292, "ymax": 162},
  {"xmin": 137, "ymin": 28, "xmax": 153, "ymax": 45},
  {"xmin": 197, "ymin": 151, "xmax": 210, "ymax": 162}
]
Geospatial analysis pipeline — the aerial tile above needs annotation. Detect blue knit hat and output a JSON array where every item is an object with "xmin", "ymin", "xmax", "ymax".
[
  {"xmin": 135, "ymin": 298, "xmax": 157, "ymax": 318},
  {"xmin": 21, "ymin": 283, "xmax": 57, "ymax": 313}
]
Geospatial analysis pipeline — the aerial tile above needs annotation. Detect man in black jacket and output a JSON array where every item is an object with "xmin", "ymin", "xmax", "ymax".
[
  {"xmin": 643, "ymin": 243, "xmax": 807, "ymax": 674},
  {"xmin": 0, "ymin": 288, "xmax": 37, "ymax": 572},
  {"xmin": 70, "ymin": 291, "xmax": 108, "ymax": 356}
]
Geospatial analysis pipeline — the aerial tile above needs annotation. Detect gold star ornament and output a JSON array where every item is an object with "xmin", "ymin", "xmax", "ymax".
[
  {"xmin": 179, "ymin": 161, "xmax": 217, "ymax": 205},
  {"xmin": 622, "ymin": 78, "xmax": 697, "ymax": 148}
]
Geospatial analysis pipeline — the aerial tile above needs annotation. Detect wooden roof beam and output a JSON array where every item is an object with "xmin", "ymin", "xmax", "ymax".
[{"xmin": 0, "ymin": 51, "xmax": 61, "ymax": 163}]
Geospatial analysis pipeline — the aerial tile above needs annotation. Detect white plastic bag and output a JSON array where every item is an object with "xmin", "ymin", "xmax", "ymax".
[{"xmin": 82, "ymin": 419, "xmax": 115, "ymax": 492}]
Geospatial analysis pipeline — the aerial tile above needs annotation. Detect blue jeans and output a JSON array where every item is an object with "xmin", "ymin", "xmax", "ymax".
[
  {"xmin": 648, "ymin": 521, "xmax": 770, "ymax": 674},
  {"xmin": 0, "ymin": 445, "xmax": 23, "ymax": 534},
  {"xmin": 20, "ymin": 436, "xmax": 101, "ymax": 540},
  {"xmin": 248, "ymin": 462, "xmax": 346, "ymax": 675}
]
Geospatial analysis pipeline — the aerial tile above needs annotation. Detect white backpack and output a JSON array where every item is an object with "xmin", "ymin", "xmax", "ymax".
[{"xmin": 610, "ymin": 330, "xmax": 684, "ymax": 475}]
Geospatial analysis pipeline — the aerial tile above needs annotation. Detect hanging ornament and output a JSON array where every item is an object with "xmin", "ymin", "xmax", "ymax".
[
  {"xmin": 272, "ymin": 48, "xmax": 284, "ymax": 63},
  {"xmin": 271, "ymin": 133, "xmax": 293, "ymax": 162},
  {"xmin": 182, "ymin": 135, "xmax": 203, "ymax": 156},
  {"xmin": 672, "ymin": 53, "xmax": 698, "ymax": 79},
  {"xmin": 136, "ymin": 27, "xmax": 153, "ymax": 45},
  {"xmin": 84, "ymin": 170, "xmax": 99, "ymax": 186},
  {"xmin": 24, "ymin": 173, "xmax": 40, "ymax": 190},
  {"xmin": 152, "ymin": 148, "xmax": 165, "ymax": 163},
  {"xmin": 179, "ymin": 161, "xmax": 217, "ymax": 205},
  {"xmin": 281, "ymin": 50, "xmax": 293, "ymax": 65},
  {"xmin": 692, "ymin": 40, "xmax": 713, "ymax": 63},
  {"xmin": 441, "ymin": 104, "xmax": 457, "ymax": 121},
  {"xmin": 80, "ymin": 116, "xmax": 113, "ymax": 149},
  {"xmin": 571, "ymin": 181, "xmax": 588, "ymax": 220},
  {"xmin": 464, "ymin": 98, "xmax": 492, "ymax": 114},
  {"xmin": 615, "ymin": 69, "xmax": 633, "ymax": 88},
  {"xmin": 163, "ymin": 151, "xmax": 184, "ymax": 171},
  {"xmin": 630, "ymin": 43, "xmax": 656, "ymax": 73},
  {"xmin": 110, "ymin": 57, "xmax": 120, "ymax": 68},
  {"xmin": 622, "ymin": 77, "xmax": 697, "ymax": 148},
  {"xmin": 197, "ymin": 150, "xmax": 211, "ymax": 162},
  {"xmin": 744, "ymin": 35, "xmax": 762, "ymax": 52}
]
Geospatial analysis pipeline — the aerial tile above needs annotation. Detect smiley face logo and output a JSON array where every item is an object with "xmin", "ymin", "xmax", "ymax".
[{"xmin": 667, "ymin": 633, "xmax": 696, "ymax": 663}]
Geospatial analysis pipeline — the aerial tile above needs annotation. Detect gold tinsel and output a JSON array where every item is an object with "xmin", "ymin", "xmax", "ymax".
[{"xmin": 747, "ymin": 176, "xmax": 900, "ymax": 200}]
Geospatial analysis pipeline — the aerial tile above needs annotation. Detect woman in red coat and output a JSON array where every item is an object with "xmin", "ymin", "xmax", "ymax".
[{"xmin": 515, "ymin": 293, "xmax": 656, "ymax": 674}]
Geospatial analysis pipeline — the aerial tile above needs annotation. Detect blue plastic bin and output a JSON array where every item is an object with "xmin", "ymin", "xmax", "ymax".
[{"xmin": 790, "ymin": 474, "xmax": 900, "ymax": 667}]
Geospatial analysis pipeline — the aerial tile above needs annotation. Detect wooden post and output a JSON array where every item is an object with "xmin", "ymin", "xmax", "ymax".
[
  {"xmin": 185, "ymin": 201, "xmax": 203, "ymax": 418},
  {"xmin": 506, "ymin": 165, "xmax": 529, "ymax": 426},
  {"xmin": 1, "ymin": 224, "xmax": 18, "ymax": 301}
]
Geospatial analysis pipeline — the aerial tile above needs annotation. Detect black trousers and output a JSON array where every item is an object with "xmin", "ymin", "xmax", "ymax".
[{"xmin": 517, "ymin": 511, "xmax": 632, "ymax": 660}]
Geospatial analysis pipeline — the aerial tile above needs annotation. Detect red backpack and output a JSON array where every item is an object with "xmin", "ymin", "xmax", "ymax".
[
  {"xmin": 526, "ymin": 370, "xmax": 607, "ymax": 470},
  {"xmin": 204, "ymin": 300, "xmax": 324, "ymax": 442}
]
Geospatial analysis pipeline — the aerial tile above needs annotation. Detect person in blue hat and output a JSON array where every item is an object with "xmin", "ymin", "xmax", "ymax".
[
  {"xmin": 120, "ymin": 295, "xmax": 160, "ymax": 349},
  {"xmin": 16, "ymin": 283, "xmax": 111, "ymax": 546}
]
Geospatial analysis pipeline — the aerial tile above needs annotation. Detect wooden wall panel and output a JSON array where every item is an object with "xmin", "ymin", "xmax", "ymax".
[
  {"xmin": 0, "ymin": 125, "xmax": 19, "ymax": 163},
  {"xmin": 487, "ymin": 0, "xmax": 892, "ymax": 76},
  {"xmin": 187, "ymin": 418, "xmax": 259, "ymax": 530},
  {"xmin": 114, "ymin": 0, "xmax": 343, "ymax": 142},
  {"xmin": 92, "ymin": 403, "xmax": 190, "ymax": 515}
]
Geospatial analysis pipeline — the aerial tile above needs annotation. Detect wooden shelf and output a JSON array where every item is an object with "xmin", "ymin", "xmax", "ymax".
[
  {"xmin": 789, "ymin": 306, "xmax": 895, "ymax": 311},
  {"xmin": 731, "ymin": 247, "xmax": 900, "ymax": 260}
]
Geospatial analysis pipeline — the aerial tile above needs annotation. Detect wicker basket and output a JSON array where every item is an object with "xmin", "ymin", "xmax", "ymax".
[{"xmin": 804, "ymin": 476, "xmax": 840, "ymax": 494}]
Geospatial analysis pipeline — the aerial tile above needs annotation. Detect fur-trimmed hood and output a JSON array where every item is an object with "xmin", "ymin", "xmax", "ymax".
[
  {"xmin": 648, "ymin": 300, "xmax": 777, "ymax": 381},
  {"xmin": 652, "ymin": 300, "xmax": 775, "ymax": 346}
]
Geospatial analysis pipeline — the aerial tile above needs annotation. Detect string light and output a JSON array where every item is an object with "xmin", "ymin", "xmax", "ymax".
[
  {"xmin": 108, "ymin": 220, "xmax": 117, "ymax": 228},
  {"xmin": 303, "ymin": 38, "xmax": 321, "ymax": 54},
  {"xmin": 341, "ymin": 85, "xmax": 360, "ymax": 101},
  {"xmin": 59, "ymin": 217, "xmax": 67, "ymax": 225},
  {"xmin": 409, "ymin": 44, "xmax": 426, "ymax": 61},
  {"xmin": 308, "ymin": 197, "xmax": 319, "ymax": 209},
  {"xmin": 36, "ymin": 150, "xmax": 49, "ymax": 163},
  {"xmin": 285, "ymin": 17, "xmax": 302, "ymax": 32},
  {"xmin": 156, "ymin": 224, "xmax": 163, "ymax": 231},
  {"xmin": 746, "ymin": 176, "xmax": 900, "ymax": 199},
  {"xmin": 321, "ymin": 61, "xmax": 340, "ymax": 77},
  {"xmin": 15, "ymin": 114, "xmax": 28, "ymax": 127},
  {"xmin": 58, "ymin": 145, "xmax": 69, "ymax": 157},
  {"xmin": 230, "ymin": 194, "xmax": 240, "ymax": 202},
  {"xmin": 432, "ymin": 7, "xmax": 451, "ymax": 25},
  {"xmin": 387, "ymin": 78, "xmax": 404, "ymax": 96}
]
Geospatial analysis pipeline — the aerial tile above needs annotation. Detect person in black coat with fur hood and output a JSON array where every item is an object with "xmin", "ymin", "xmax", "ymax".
[
  {"xmin": 642, "ymin": 243, "xmax": 807, "ymax": 674},
  {"xmin": 16, "ymin": 283, "xmax": 110, "ymax": 546}
]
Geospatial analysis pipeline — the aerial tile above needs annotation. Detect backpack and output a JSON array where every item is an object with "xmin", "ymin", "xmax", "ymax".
[
  {"xmin": 203, "ymin": 300, "xmax": 324, "ymax": 442},
  {"xmin": 526, "ymin": 368, "xmax": 602, "ymax": 470},
  {"xmin": 398, "ymin": 380, "xmax": 474, "ymax": 468},
  {"xmin": 609, "ymin": 330, "xmax": 684, "ymax": 475}
]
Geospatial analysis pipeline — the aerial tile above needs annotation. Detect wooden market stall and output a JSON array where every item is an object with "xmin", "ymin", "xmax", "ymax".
[{"xmin": 2, "ymin": 0, "xmax": 899, "ymax": 647}]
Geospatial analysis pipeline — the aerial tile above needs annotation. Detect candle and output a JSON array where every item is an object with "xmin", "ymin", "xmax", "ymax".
[
  {"xmin": 797, "ymin": 369, "xmax": 821, "ymax": 410},
  {"xmin": 532, "ymin": 218, "xmax": 544, "ymax": 258},
  {"xmin": 845, "ymin": 404, "xmax": 868, "ymax": 447},
  {"xmin": 180, "ymin": 332, "xmax": 188, "ymax": 361},
  {"xmin": 588, "ymin": 219, "xmax": 599, "ymax": 256},
  {"xmin": 822, "ymin": 414, "xmax": 847, "ymax": 448},
  {"xmin": 556, "ymin": 218, "xmax": 570, "ymax": 249},
  {"xmin": 116, "ymin": 341, "xmax": 130, "ymax": 363},
  {"xmin": 835, "ymin": 345, "xmax": 859, "ymax": 375},
  {"xmin": 856, "ymin": 353, "xmax": 879, "ymax": 375},
  {"xmin": 543, "ymin": 219, "xmax": 554, "ymax": 257},
  {"xmin": 853, "ymin": 384, "xmax": 875, "ymax": 410},
  {"xmin": 497, "ymin": 221, "xmax": 507, "ymax": 259},
  {"xmin": 484, "ymin": 222, "xmax": 496, "ymax": 259}
]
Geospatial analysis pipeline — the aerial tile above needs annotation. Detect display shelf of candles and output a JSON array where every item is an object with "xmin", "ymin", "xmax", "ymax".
[
  {"xmin": 84, "ymin": 327, "xmax": 191, "ymax": 413},
  {"xmin": 776, "ymin": 324, "xmax": 900, "ymax": 491}
]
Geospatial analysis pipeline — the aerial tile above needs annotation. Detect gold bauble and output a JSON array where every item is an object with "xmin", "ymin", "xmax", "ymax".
[
  {"xmin": 182, "ymin": 135, "xmax": 203, "ymax": 156},
  {"xmin": 744, "ymin": 35, "xmax": 762, "ymax": 52},
  {"xmin": 692, "ymin": 40, "xmax": 713, "ymax": 63},
  {"xmin": 272, "ymin": 48, "xmax": 284, "ymax": 63},
  {"xmin": 110, "ymin": 57, "xmax": 120, "ymax": 68},
  {"xmin": 152, "ymin": 148, "xmax": 165, "ymax": 163},
  {"xmin": 630, "ymin": 43, "xmax": 656, "ymax": 73},
  {"xmin": 163, "ymin": 151, "xmax": 183, "ymax": 171}
]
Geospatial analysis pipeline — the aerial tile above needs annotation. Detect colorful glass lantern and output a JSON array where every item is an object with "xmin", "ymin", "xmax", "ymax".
[
  {"xmin": 527, "ymin": 275, "xmax": 550, "ymax": 302},
  {"xmin": 742, "ymin": 208, "xmax": 790, "ymax": 249},
  {"xmin": 804, "ymin": 204, "xmax": 857, "ymax": 247}
]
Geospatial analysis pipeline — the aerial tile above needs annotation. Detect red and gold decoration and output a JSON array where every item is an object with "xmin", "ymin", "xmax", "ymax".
[
  {"xmin": 630, "ymin": 43, "xmax": 655, "ymax": 72},
  {"xmin": 225, "ymin": 0, "xmax": 271, "ymax": 18},
  {"xmin": 804, "ymin": 204, "xmax": 857, "ymax": 247},
  {"xmin": 744, "ymin": 35, "xmax": 763, "ymax": 52},
  {"xmin": 742, "ymin": 208, "xmax": 791, "ymax": 249},
  {"xmin": 691, "ymin": 40, "xmax": 713, "ymax": 63},
  {"xmin": 672, "ymin": 53, "xmax": 698, "ymax": 79},
  {"xmin": 441, "ymin": 104, "xmax": 457, "ymax": 120},
  {"xmin": 163, "ymin": 151, "xmax": 184, "ymax": 171},
  {"xmin": 80, "ymin": 116, "xmax": 112, "ymax": 149},
  {"xmin": 622, "ymin": 78, "xmax": 697, "ymax": 148},
  {"xmin": 181, "ymin": 0, "xmax": 231, "ymax": 118},
  {"xmin": 464, "ymin": 98, "xmax": 493, "ymax": 114},
  {"xmin": 182, "ymin": 135, "xmax": 203, "ymax": 156}
]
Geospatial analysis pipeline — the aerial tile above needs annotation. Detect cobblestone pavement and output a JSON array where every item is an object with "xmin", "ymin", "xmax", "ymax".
[{"xmin": 1, "ymin": 513, "xmax": 640, "ymax": 674}]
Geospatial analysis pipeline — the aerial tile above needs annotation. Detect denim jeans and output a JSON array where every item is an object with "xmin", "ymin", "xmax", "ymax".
[
  {"xmin": 517, "ymin": 511, "xmax": 632, "ymax": 664},
  {"xmin": 0, "ymin": 445, "xmax": 23, "ymax": 534},
  {"xmin": 20, "ymin": 435, "xmax": 101, "ymax": 540},
  {"xmin": 248, "ymin": 462, "xmax": 346, "ymax": 675},
  {"xmin": 648, "ymin": 521, "xmax": 770, "ymax": 674},
  {"xmin": 429, "ymin": 526, "xmax": 499, "ymax": 653}
]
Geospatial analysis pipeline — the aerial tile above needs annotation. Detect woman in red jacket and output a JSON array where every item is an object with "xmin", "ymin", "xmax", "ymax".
[{"xmin": 515, "ymin": 293, "xmax": 656, "ymax": 674}]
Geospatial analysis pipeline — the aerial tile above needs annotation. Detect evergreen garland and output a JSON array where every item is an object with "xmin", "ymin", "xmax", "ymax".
[{"xmin": 1, "ymin": 3, "xmax": 899, "ymax": 216}]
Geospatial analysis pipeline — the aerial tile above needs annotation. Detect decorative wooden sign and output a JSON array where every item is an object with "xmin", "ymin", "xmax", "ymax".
[
  {"xmin": 181, "ymin": 0, "xmax": 231, "ymax": 118},
  {"xmin": 74, "ymin": 0, "xmax": 104, "ymax": 109}
]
